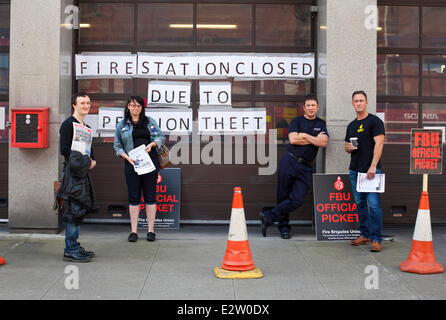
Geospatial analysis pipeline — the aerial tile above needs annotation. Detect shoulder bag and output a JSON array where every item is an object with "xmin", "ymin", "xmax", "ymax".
[{"xmin": 158, "ymin": 144, "xmax": 170, "ymax": 169}]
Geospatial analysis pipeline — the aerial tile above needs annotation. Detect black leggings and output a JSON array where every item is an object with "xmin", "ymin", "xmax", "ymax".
[{"xmin": 124, "ymin": 160, "xmax": 158, "ymax": 206}]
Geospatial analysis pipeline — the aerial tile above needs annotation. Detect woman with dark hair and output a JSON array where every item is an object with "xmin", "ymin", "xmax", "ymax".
[{"xmin": 114, "ymin": 96, "xmax": 165, "ymax": 242}]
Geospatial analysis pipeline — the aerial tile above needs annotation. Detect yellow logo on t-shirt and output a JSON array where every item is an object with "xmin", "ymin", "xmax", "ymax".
[{"xmin": 357, "ymin": 124, "xmax": 364, "ymax": 133}]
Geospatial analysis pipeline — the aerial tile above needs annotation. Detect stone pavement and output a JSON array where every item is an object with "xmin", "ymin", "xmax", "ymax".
[{"xmin": 0, "ymin": 223, "xmax": 445, "ymax": 300}]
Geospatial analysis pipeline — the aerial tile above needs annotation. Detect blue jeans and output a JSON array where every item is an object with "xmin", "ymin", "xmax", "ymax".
[
  {"xmin": 65, "ymin": 222, "xmax": 81, "ymax": 254},
  {"xmin": 349, "ymin": 170, "xmax": 383, "ymax": 243}
]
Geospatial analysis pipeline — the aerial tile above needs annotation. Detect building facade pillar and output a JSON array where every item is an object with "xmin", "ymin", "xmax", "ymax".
[
  {"xmin": 8, "ymin": 0, "xmax": 73, "ymax": 232},
  {"xmin": 317, "ymin": 0, "xmax": 377, "ymax": 173}
]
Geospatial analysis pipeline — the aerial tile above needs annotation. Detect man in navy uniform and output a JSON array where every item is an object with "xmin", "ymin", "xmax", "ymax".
[{"xmin": 261, "ymin": 95, "xmax": 328, "ymax": 239}]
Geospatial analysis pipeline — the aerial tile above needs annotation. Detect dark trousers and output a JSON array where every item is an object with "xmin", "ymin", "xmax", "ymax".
[
  {"xmin": 266, "ymin": 153, "xmax": 313, "ymax": 232},
  {"xmin": 124, "ymin": 160, "xmax": 158, "ymax": 206}
]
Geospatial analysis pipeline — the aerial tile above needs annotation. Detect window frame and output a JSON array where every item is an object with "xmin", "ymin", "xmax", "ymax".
[
  {"xmin": 75, "ymin": 0, "xmax": 318, "ymax": 133},
  {"xmin": 378, "ymin": 1, "xmax": 446, "ymax": 136}
]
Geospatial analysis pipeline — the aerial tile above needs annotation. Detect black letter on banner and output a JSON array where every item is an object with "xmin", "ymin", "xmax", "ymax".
[
  {"xmin": 179, "ymin": 91, "xmax": 187, "ymax": 104},
  {"xmin": 242, "ymin": 117, "xmax": 249, "ymax": 130},
  {"xmin": 81, "ymin": 62, "xmax": 87, "ymax": 75},
  {"xmin": 206, "ymin": 63, "xmax": 216, "ymax": 75},
  {"xmin": 230, "ymin": 117, "xmax": 237, "ymax": 130},
  {"xmin": 254, "ymin": 117, "xmax": 262, "ymax": 130},
  {"xmin": 116, "ymin": 117, "xmax": 123, "ymax": 126},
  {"xmin": 291, "ymin": 63, "xmax": 298, "ymax": 75},
  {"xmin": 180, "ymin": 63, "xmax": 189, "ymax": 76},
  {"xmin": 142, "ymin": 61, "xmax": 150, "ymax": 74},
  {"xmin": 262, "ymin": 63, "xmax": 273, "ymax": 75},
  {"xmin": 220, "ymin": 62, "xmax": 230, "ymax": 75},
  {"xmin": 151, "ymin": 90, "xmax": 161, "ymax": 103},
  {"xmin": 203, "ymin": 117, "xmax": 211, "ymax": 130},
  {"xmin": 303, "ymin": 63, "xmax": 312, "ymax": 76},
  {"xmin": 277, "ymin": 62, "xmax": 285, "ymax": 75},
  {"xmin": 180, "ymin": 118, "xmax": 190, "ymax": 131},
  {"xmin": 166, "ymin": 118, "xmax": 177, "ymax": 131},
  {"xmin": 215, "ymin": 117, "xmax": 224, "ymax": 130},
  {"xmin": 155, "ymin": 62, "xmax": 163, "ymax": 75},
  {"xmin": 126, "ymin": 62, "xmax": 133, "ymax": 75},
  {"xmin": 204, "ymin": 91, "xmax": 212, "ymax": 104},
  {"xmin": 166, "ymin": 63, "xmax": 176, "ymax": 75},
  {"xmin": 165, "ymin": 91, "xmax": 175, "ymax": 104},
  {"xmin": 236, "ymin": 62, "xmax": 245, "ymax": 75},
  {"xmin": 218, "ymin": 92, "xmax": 229, "ymax": 104},
  {"xmin": 103, "ymin": 116, "xmax": 110, "ymax": 128},
  {"xmin": 110, "ymin": 62, "xmax": 118, "ymax": 74},
  {"xmin": 251, "ymin": 63, "xmax": 258, "ymax": 75}
]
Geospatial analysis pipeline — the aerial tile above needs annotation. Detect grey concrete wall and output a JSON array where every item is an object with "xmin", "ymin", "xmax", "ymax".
[
  {"xmin": 318, "ymin": 0, "xmax": 377, "ymax": 173},
  {"xmin": 8, "ymin": 0, "xmax": 73, "ymax": 232}
]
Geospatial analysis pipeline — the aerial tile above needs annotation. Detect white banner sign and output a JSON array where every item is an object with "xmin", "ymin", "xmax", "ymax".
[
  {"xmin": 76, "ymin": 53, "xmax": 314, "ymax": 80},
  {"xmin": 198, "ymin": 108, "xmax": 266, "ymax": 134},
  {"xmin": 199, "ymin": 82, "xmax": 231, "ymax": 107},
  {"xmin": 76, "ymin": 53, "xmax": 137, "ymax": 78},
  {"xmin": 97, "ymin": 107, "xmax": 192, "ymax": 135},
  {"xmin": 148, "ymin": 81, "xmax": 191, "ymax": 107},
  {"xmin": 0, "ymin": 107, "xmax": 5, "ymax": 130}
]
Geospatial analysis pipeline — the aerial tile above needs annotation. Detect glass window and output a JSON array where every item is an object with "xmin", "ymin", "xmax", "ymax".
[
  {"xmin": 378, "ymin": 6, "xmax": 419, "ymax": 48},
  {"xmin": 135, "ymin": 78, "xmax": 151, "ymax": 96},
  {"xmin": 0, "ymin": 53, "xmax": 8, "ymax": 95},
  {"xmin": 137, "ymin": 4, "xmax": 193, "ymax": 46},
  {"xmin": 377, "ymin": 54, "xmax": 419, "ymax": 96},
  {"xmin": 256, "ymin": 102, "xmax": 302, "ymax": 140},
  {"xmin": 79, "ymin": 79, "xmax": 133, "ymax": 95},
  {"xmin": 79, "ymin": 3, "xmax": 134, "ymax": 45},
  {"xmin": 255, "ymin": 80, "xmax": 311, "ymax": 96},
  {"xmin": 197, "ymin": 4, "xmax": 252, "ymax": 46},
  {"xmin": 422, "ymin": 103, "xmax": 446, "ymax": 127},
  {"xmin": 89, "ymin": 100, "xmax": 127, "ymax": 115},
  {"xmin": 422, "ymin": 55, "xmax": 446, "ymax": 96},
  {"xmin": 377, "ymin": 103, "xmax": 419, "ymax": 144},
  {"xmin": 192, "ymin": 80, "xmax": 252, "ymax": 96},
  {"xmin": 256, "ymin": 5, "xmax": 311, "ymax": 47},
  {"xmin": 0, "ymin": 4, "xmax": 10, "ymax": 47},
  {"xmin": 232, "ymin": 81, "xmax": 252, "ymax": 96},
  {"xmin": 423, "ymin": 7, "xmax": 446, "ymax": 48},
  {"xmin": 0, "ymin": 102, "xmax": 8, "ymax": 142}
]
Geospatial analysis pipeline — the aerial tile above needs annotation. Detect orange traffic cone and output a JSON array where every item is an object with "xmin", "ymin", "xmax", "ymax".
[
  {"xmin": 400, "ymin": 192, "xmax": 444, "ymax": 274},
  {"xmin": 214, "ymin": 187, "xmax": 263, "ymax": 279},
  {"xmin": 0, "ymin": 256, "xmax": 5, "ymax": 266}
]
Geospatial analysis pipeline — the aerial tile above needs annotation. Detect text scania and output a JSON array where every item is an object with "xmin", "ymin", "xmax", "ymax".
[{"xmin": 221, "ymin": 304, "xmax": 270, "ymax": 315}]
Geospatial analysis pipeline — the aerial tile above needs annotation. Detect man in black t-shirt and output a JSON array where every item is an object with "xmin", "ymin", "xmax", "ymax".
[
  {"xmin": 345, "ymin": 90, "xmax": 385, "ymax": 252},
  {"xmin": 260, "ymin": 95, "xmax": 328, "ymax": 239}
]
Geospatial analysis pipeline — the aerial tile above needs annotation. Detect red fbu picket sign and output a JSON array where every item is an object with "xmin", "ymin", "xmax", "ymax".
[
  {"xmin": 410, "ymin": 129, "xmax": 443, "ymax": 175},
  {"xmin": 138, "ymin": 168, "xmax": 181, "ymax": 229}
]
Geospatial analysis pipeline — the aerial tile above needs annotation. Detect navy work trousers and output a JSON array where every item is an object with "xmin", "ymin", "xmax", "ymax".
[{"xmin": 267, "ymin": 152, "xmax": 313, "ymax": 232}]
